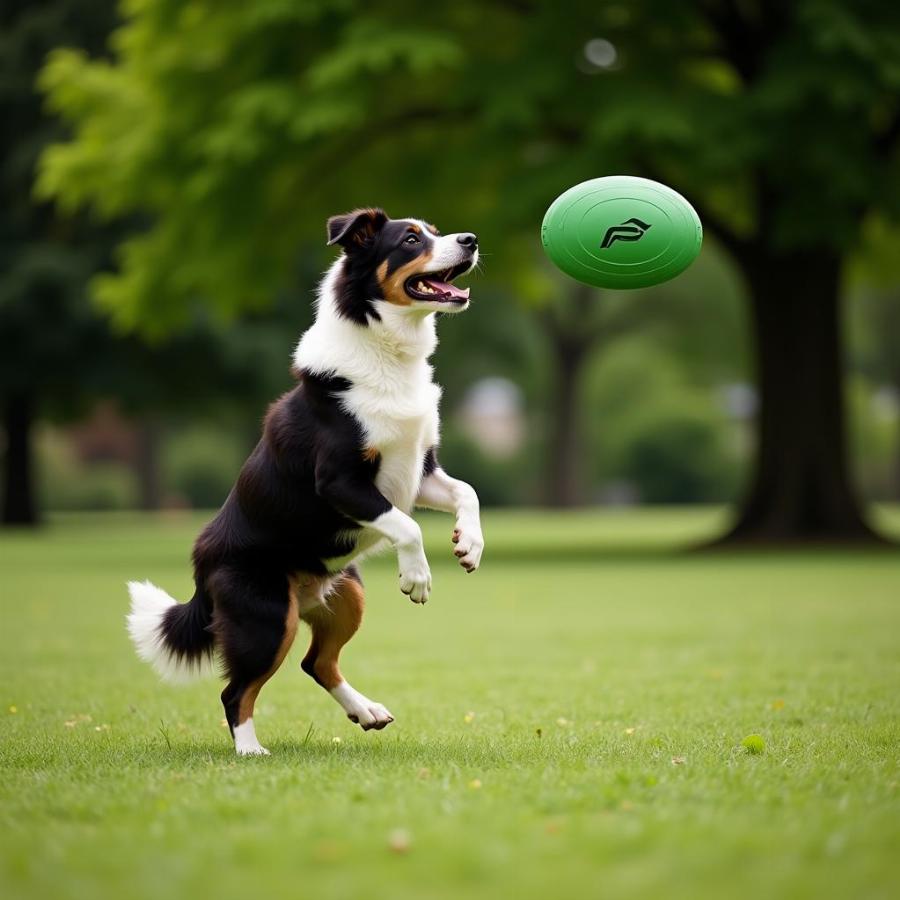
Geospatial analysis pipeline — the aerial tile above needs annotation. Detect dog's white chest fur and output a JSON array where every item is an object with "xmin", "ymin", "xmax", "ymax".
[
  {"xmin": 345, "ymin": 377, "xmax": 441, "ymax": 512},
  {"xmin": 293, "ymin": 260, "xmax": 443, "ymax": 563}
]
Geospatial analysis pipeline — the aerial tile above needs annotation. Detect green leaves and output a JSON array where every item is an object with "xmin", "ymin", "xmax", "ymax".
[
  {"xmin": 306, "ymin": 19, "xmax": 462, "ymax": 89},
  {"xmin": 35, "ymin": 0, "xmax": 900, "ymax": 334}
]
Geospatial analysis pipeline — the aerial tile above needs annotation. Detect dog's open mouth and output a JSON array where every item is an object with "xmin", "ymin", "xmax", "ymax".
[{"xmin": 404, "ymin": 262, "xmax": 471, "ymax": 304}]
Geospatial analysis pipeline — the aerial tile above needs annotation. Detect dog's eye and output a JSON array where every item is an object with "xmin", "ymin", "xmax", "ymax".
[{"xmin": 404, "ymin": 234, "xmax": 420, "ymax": 244}]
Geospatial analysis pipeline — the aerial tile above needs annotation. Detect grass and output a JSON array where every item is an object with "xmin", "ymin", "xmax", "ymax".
[{"xmin": 1, "ymin": 507, "xmax": 898, "ymax": 900}]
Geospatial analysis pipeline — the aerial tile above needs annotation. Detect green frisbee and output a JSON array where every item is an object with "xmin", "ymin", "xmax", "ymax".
[{"xmin": 541, "ymin": 175, "xmax": 703, "ymax": 289}]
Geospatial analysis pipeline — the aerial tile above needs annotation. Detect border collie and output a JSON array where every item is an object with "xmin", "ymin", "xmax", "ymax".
[{"xmin": 126, "ymin": 209, "xmax": 484, "ymax": 756}]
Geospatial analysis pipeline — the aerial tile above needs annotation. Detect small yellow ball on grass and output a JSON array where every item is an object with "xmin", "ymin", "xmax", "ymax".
[{"xmin": 742, "ymin": 734, "xmax": 766, "ymax": 755}]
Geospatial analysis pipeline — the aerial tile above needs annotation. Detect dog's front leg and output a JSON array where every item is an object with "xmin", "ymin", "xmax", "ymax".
[
  {"xmin": 316, "ymin": 465, "xmax": 431, "ymax": 603},
  {"xmin": 416, "ymin": 465, "xmax": 484, "ymax": 573},
  {"xmin": 369, "ymin": 507, "xmax": 432, "ymax": 603}
]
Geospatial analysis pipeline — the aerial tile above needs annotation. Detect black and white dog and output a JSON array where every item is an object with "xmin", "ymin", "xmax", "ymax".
[{"xmin": 127, "ymin": 209, "xmax": 484, "ymax": 756}]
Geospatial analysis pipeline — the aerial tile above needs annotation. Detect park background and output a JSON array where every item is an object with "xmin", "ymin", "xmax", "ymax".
[{"xmin": 1, "ymin": 2, "xmax": 899, "ymax": 900}]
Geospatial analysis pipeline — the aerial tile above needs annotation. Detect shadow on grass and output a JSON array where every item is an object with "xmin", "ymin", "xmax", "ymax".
[{"xmin": 123, "ymin": 732, "xmax": 549, "ymax": 770}]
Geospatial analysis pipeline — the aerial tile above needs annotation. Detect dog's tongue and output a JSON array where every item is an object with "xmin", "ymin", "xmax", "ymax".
[{"xmin": 423, "ymin": 278, "xmax": 470, "ymax": 300}]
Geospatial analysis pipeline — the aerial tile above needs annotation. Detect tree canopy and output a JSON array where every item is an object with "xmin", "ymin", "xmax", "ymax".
[
  {"xmin": 0, "ymin": 0, "xmax": 303, "ymax": 523},
  {"xmin": 35, "ymin": 0, "xmax": 900, "ymax": 538},
  {"xmin": 38, "ymin": 1, "xmax": 898, "ymax": 332}
]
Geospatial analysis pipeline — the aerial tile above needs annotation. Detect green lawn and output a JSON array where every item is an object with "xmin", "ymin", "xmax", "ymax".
[{"xmin": 1, "ymin": 508, "xmax": 898, "ymax": 900}]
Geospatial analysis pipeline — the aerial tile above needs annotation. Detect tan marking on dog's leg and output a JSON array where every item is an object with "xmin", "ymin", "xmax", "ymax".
[
  {"xmin": 300, "ymin": 574, "xmax": 394, "ymax": 730},
  {"xmin": 300, "ymin": 575, "xmax": 364, "ymax": 690}
]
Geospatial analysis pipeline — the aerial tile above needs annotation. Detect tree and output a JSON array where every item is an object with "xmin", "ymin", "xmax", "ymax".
[
  {"xmin": 0, "ymin": 0, "xmax": 121, "ymax": 524},
  {"xmin": 0, "ymin": 1, "xmax": 295, "ymax": 526},
  {"xmin": 37, "ymin": 0, "xmax": 900, "ymax": 539},
  {"xmin": 849, "ymin": 220, "xmax": 900, "ymax": 500}
]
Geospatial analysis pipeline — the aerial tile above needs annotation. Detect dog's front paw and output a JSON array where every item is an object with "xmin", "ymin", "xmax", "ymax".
[
  {"xmin": 398, "ymin": 548, "xmax": 432, "ymax": 603},
  {"xmin": 399, "ymin": 564, "xmax": 431, "ymax": 603},
  {"xmin": 452, "ymin": 524, "xmax": 484, "ymax": 573}
]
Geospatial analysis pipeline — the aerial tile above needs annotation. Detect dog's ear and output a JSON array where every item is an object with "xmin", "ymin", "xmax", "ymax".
[{"xmin": 326, "ymin": 208, "xmax": 388, "ymax": 250}]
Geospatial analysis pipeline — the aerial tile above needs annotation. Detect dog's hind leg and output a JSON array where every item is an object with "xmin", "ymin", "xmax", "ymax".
[
  {"xmin": 210, "ymin": 568, "xmax": 298, "ymax": 756},
  {"xmin": 299, "ymin": 568, "xmax": 394, "ymax": 731}
]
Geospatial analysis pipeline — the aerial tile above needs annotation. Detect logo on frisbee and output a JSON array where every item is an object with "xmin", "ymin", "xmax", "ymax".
[{"xmin": 600, "ymin": 217, "xmax": 652, "ymax": 250}]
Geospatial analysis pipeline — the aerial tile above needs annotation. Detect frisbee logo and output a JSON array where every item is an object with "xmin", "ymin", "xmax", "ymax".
[{"xmin": 600, "ymin": 218, "xmax": 652, "ymax": 250}]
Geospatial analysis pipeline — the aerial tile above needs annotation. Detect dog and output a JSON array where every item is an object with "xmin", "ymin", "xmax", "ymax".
[{"xmin": 127, "ymin": 208, "xmax": 484, "ymax": 756}]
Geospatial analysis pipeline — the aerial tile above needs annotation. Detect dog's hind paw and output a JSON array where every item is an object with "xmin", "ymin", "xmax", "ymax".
[
  {"xmin": 331, "ymin": 682, "xmax": 395, "ymax": 731},
  {"xmin": 348, "ymin": 701, "xmax": 395, "ymax": 731},
  {"xmin": 233, "ymin": 718, "xmax": 270, "ymax": 756},
  {"xmin": 236, "ymin": 744, "xmax": 271, "ymax": 757}
]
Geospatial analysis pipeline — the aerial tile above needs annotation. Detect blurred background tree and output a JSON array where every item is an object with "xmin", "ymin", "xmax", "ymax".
[
  {"xmin": 0, "ymin": 0, "xmax": 896, "ymax": 539},
  {"xmin": 35, "ymin": 0, "xmax": 900, "ymax": 542},
  {"xmin": 848, "ymin": 219, "xmax": 900, "ymax": 501},
  {"xmin": 0, "ymin": 0, "xmax": 120, "ymax": 524},
  {"xmin": 0, "ymin": 0, "xmax": 303, "ymax": 525}
]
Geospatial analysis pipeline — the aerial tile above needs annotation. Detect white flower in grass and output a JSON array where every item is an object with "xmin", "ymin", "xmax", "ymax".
[{"xmin": 388, "ymin": 829, "xmax": 412, "ymax": 853}]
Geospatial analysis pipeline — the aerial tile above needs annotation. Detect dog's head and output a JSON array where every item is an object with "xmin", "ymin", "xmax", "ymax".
[{"xmin": 325, "ymin": 208, "xmax": 478, "ymax": 323}]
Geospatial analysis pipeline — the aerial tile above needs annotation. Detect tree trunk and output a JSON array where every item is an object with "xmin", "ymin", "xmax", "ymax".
[
  {"xmin": 720, "ymin": 248, "xmax": 881, "ymax": 543},
  {"xmin": 2, "ymin": 392, "xmax": 39, "ymax": 527},
  {"xmin": 544, "ymin": 333, "xmax": 590, "ymax": 507},
  {"xmin": 891, "ymin": 368, "xmax": 900, "ymax": 503},
  {"xmin": 895, "ymin": 401, "xmax": 900, "ymax": 503}
]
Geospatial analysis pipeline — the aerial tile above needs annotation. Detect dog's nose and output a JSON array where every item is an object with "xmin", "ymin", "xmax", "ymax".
[{"xmin": 456, "ymin": 233, "xmax": 478, "ymax": 249}]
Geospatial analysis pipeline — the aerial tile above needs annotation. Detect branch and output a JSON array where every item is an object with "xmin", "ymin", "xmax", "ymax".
[
  {"xmin": 874, "ymin": 106, "xmax": 900, "ymax": 159},
  {"xmin": 636, "ymin": 156, "xmax": 749, "ymax": 260},
  {"xmin": 686, "ymin": 195, "xmax": 749, "ymax": 260},
  {"xmin": 697, "ymin": 0, "xmax": 786, "ymax": 86},
  {"xmin": 696, "ymin": 0, "xmax": 758, "ymax": 83}
]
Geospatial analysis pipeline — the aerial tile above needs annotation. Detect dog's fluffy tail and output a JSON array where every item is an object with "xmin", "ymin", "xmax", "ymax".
[{"xmin": 126, "ymin": 580, "xmax": 216, "ymax": 682}]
